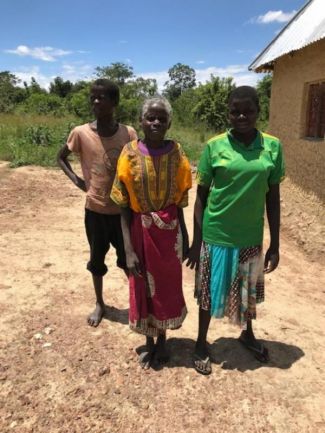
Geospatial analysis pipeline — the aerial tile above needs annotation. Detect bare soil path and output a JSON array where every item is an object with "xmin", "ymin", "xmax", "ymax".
[{"xmin": 0, "ymin": 162, "xmax": 324, "ymax": 433}]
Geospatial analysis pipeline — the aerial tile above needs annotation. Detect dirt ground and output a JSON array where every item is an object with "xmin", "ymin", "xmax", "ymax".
[{"xmin": 0, "ymin": 161, "xmax": 324, "ymax": 433}]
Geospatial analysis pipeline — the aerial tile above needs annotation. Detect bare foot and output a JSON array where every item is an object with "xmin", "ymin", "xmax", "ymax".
[{"xmin": 87, "ymin": 303, "xmax": 105, "ymax": 327}]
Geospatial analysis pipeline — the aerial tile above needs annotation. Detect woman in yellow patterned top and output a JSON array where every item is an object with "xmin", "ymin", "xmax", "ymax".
[{"xmin": 111, "ymin": 97, "xmax": 192, "ymax": 369}]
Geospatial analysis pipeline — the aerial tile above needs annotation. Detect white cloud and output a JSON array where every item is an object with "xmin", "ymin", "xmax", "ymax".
[
  {"xmin": 61, "ymin": 62, "xmax": 94, "ymax": 82},
  {"xmin": 5, "ymin": 45, "xmax": 72, "ymax": 62},
  {"xmin": 254, "ymin": 10, "xmax": 296, "ymax": 24},
  {"xmin": 138, "ymin": 64, "xmax": 259, "ymax": 92},
  {"xmin": 13, "ymin": 66, "xmax": 55, "ymax": 89},
  {"xmin": 196, "ymin": 60, "xmax": 205, "ymax": 64},
  {"xmin": 195, "ymin": 65, "xmax": 259, "ymax": 87},
  {"xmin": 12, "ymin": 63, "xmax": 94, "ymax": 90}
]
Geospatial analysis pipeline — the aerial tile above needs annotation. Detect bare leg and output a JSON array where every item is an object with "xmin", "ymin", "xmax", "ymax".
[
  {"xmin": 240, "ymin": 319, "xmax": 258, "ymax": 346},
  {"xmin": 87, "ymin": 275, "xmax": 105, "ymax": 327},
  {"xmin": 239, "ymin": 318, "xmax": 269, "ymax": 362},
  {"xmin": 194, "ymin": 308, "xmax": 212, "ymax": 374}
]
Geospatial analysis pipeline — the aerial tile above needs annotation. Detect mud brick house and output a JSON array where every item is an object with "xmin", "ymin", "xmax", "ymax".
[{"xmin": 250, "ymin": 0, "xmax": 325, "ymax": 200}]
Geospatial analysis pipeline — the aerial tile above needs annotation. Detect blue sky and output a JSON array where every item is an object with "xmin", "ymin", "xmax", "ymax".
[{"xmin": 0, "ymin": 0, "xmax": 305, "ymax": 90}]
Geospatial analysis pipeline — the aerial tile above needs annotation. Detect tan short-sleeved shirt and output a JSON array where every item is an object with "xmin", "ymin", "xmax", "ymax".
[{"xmin": 67, "ymin": 123, "xmax": 137, "ymax": 214}]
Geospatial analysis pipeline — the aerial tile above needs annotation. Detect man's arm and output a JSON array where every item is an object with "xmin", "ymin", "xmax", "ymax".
[{"xmin": 57, "ymin": 144, "xmax": 86, "ymax": 192}]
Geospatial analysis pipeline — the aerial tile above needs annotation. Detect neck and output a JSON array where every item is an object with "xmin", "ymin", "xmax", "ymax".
[
  {"xmin": 93, "ymin": 117, "xmax": 117, "ymax": 136},
  {"xmin": 142, "ymin": 138, "xmax": 166, "ymax": 149},
  {"xmin": 232, "ymin": 128, "xmax": 257, "ymax": 146}
]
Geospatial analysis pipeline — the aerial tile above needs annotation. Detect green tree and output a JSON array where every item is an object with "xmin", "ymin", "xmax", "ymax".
[
  {"xmin": 164, "ymin": 63, "xmax": 196, "ymax": 100},
  {"xmin": 20, "ymin": 93, "xmax": 65, "ymax": 116},
  {"xmin": 49, "ymin": 77, "xmax": 73, "ymax": 98},
  {"xmin": 28, "ymin": 77, "xmax": 45, "ymax": 94},
  {"xmin": 256, "ymin": 74, "xmax": 272, "ymax": 125},
  {"xmin": 71, "ymin": 80, "xmax": 89, "ymax": 93},
  {"xmin": 171, "ymin": 87, "xmax": 201, "ymax": 126},
  {"xmin": 0, "ymin": 71, "xmax": 27, "ymax": 112},
  {"xmin": 95, "ymin": 62, "xmax": 134, "ymax": 86},
  {"xmin": 116, "ymin": 78, "xmax": 157, "ymax": 125},
  {"xmin": 67, "ymin": 84, "xmax": 92, "ymax": 119},
  {"xmin": 193, "ymin": 76, "xmax": 235, "ymax": 131}
]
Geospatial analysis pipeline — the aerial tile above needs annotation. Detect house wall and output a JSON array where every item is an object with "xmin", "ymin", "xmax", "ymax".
[{"xmin": 268, "ymin": 38, "xmax": 325, "ymax": 201}]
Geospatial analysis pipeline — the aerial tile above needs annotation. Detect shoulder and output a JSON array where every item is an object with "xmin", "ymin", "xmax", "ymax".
[
  {"xmin": 119, "ymin": 124, "xmax": 137, "ymax": 139},
  {"xmin": 260, "ymin": 131, "xmax": 283, "ymax": 153},
  {"xmin": 207, "ymin": 132, "xmax": 228, "ymax": 145},
  {"xmin": 68, "ymin": 123, "xmax": 92, "ymax": 139},
  {"xmin": 120, "ymin": 139, "xmax": 138, "ymax": 156},
  {"xmin": 172, "ymin": 142, "xmax": 189, "ymax": 160},
  {"xmin": 173, "ymin": 141, "xmax": 182, "ymax": 152},
  {"xmin": 201, "ymin": 132, "xmax": 229, "ymax": 156},
  {"xmin": 72, "ymin": 123, "xmax": 90, "ymax": 134}
]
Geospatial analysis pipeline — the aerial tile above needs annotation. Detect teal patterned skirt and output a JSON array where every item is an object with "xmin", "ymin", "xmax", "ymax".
[{"xmin": 195, "ymin": 242, "xmax": 265, "ymax": 329}]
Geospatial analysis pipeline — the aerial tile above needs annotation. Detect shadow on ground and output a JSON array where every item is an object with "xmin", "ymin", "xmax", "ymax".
[
  {"xmin": 102, "ymin": 305, "xmax": 128, "ymax": 325},
  {"xmin": 143, "ymin": 336, "xmax": 304, "ymax": 372}
]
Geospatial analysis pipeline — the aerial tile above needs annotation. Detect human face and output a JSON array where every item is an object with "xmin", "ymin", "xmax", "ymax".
[
  {"xmin": 141, "ymin": 103, "xmax": 171, "ymax": 144},
  {"xmin": 90, "ymin": 85, "xmax": 115, "ymax": 119},
  {"xmin": 228, "ymin": 98, "xmax": 259, "ymax": 135}
]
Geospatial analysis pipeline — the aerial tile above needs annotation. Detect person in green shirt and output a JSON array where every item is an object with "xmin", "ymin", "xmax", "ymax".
[{"xmin": 186, "ymin": 86, "xmax": 285, "ymax": 375}]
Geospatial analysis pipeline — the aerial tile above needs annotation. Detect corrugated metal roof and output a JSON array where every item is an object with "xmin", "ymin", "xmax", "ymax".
[{"xmin": 249, "ymin": 0, "xmax": 325, "ymax": 72}]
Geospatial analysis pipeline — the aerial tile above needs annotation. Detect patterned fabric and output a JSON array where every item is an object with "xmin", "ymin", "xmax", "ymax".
[
  {"xmin": 110, "ymin": 140, "xmax": 192, "ymax": 212},
  {"xmin": 195, "ymin": 242, "xmax": 264, "ymax": 329},
  {"xmin": 129, "ymin": 205, "xmax": 187, "ymax": 336}
]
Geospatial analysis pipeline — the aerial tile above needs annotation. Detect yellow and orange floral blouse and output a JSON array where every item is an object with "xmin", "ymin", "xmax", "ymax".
[{"xmin": 110, "ymin": 140, "xmax": 192, "ymax": 212}]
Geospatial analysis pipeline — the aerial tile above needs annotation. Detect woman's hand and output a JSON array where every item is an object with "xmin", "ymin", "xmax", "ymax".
[
  {"xmin": 264, "ymin": 248, "xmax": 279, "ymax": 273},
  {"xmin": 126, "ymin": 249, "xmax": 142, "ymax": 277},
  {"xmin": 185, "ymin": 243, "xmax": 201, "ymax": 271}
]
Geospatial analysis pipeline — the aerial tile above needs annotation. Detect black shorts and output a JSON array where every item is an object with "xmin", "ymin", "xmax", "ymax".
[{"xmin": 85, "ymin": 209, "xmax": 126, "ymax": 276}]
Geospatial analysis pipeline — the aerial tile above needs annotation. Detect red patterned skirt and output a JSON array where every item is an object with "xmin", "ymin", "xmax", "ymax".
[{"xmin": 129, "ymin": 204, "xmax": 187, "ymax": 336}]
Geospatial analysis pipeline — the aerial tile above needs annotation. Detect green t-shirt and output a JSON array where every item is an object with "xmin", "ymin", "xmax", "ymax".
[{"xmin": 197, "ymin": 129, "xmax": 285, "ymax": 248}]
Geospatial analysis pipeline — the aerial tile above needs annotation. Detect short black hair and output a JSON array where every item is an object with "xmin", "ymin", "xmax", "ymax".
[
  {"xmin": 91, "ymin": 79, "xmax": 120, "ymax": 106},
  {"xmin": 228, "ymin": 86, "xmax": 260, "ymax": 110}
]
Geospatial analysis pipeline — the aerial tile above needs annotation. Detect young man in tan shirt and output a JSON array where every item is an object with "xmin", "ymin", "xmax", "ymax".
[{"xmin": 57, "ymin": 79, "xmax": 137, "ymax": 327}]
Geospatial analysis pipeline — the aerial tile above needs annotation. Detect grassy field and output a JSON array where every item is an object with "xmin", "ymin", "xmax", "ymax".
[
  {"xmin": 0, "ymin": 114, "xmax": 78, "ymax": 167},
  {"xmin": 0, "ymin": 114, "xmax": 214, "ymax": 167}
]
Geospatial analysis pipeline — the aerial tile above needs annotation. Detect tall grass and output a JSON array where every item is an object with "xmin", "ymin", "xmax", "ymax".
[
  {"xmin": 167, "ymin": 122, "xmax": 216, "ymax": 164},
  {"xmin": 0, "ymin": 114, "xmax": 231, "ymax": 169},
  {"xmin": 0, "ymin": 114, "xmax": 216, "ymax": 168},
  {"xmin": 0, "ymin": 114, "xmax": 79, "ymax": 167}
]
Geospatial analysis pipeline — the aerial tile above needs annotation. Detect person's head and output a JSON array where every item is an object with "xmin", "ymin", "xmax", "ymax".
[
  {"xmin": 140, "ymin": 97, "xmax": 172, "ymax": 142},
  {"xmin": 90, "ymin": 79, "xmax": 120, "ymax": 119},
  {"xmin": 228, "ymin": 86, "xmax": 260, "ymax": 134}
]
